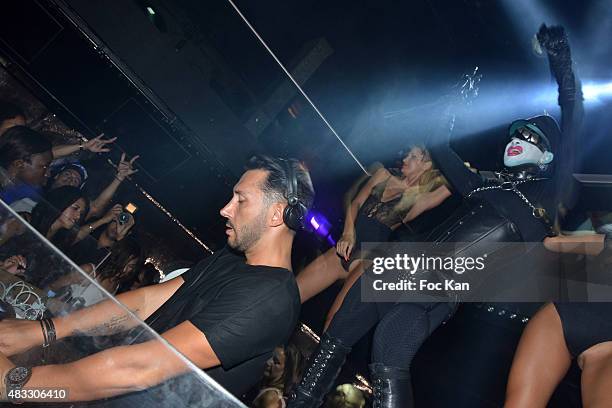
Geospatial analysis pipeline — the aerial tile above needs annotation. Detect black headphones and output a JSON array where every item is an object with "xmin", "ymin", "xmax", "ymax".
[{"xmin": 281, "ymin": 159, "xmax": 308, "ymax": 231}]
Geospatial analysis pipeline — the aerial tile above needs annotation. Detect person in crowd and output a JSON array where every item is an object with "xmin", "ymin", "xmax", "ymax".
[
  {"xmin": 20, "ymin": 186, "xmax": 89, "ymax": 288},
  {"xmin": 68, "ymin": 203, "xmax": 136, "ymax": 266},
  {"xmin": 296, "ymin": 145, "xmax": 452, "ymax": 309},
  {"xmin": 253, "ymin": 343, "xmax": 306, "ymax": 408},
  {"xmin": 29, "ymin": 186, "xmax": 89, "ymax": 251},
  {"xmin": 49, "ymin": 237, "xmax": 144, "ymax": 307},
  {"xmin": 0, "ymin": 155, "xmax": 314, "ymax": 404},
  {"xmin": 323, "ymin": 384, "xmax": 366, "ymax": 408},
  {"xmin": 0, "ymin": 101, "xmax": 116, "ymax": 159},
  {"xmin": 47, "ymin": 153, "xmax": 139, "ymax": 220},
  {"xmin": 288, "ymin": 24, "xmax": 582, "ymax": 408},
  {"xmin": 0, "ymin": 126, "xmax": 53, "ymax": 205},
  {"xmin": 129, "ymin": 263, "xmax": 161, "ymax": 290}
]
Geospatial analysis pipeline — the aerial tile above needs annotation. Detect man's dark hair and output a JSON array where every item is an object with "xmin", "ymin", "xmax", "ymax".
[
  {"xmin": 0, "ymin": 101, "xmax": 25, "ymax": 123},
  {"xmin": 0, "ymin": 126, "xmax": 52, "ymax": 168},
  {"xmin": 245, "ymin": 155, "xmax": 315, "ymax": 210}
]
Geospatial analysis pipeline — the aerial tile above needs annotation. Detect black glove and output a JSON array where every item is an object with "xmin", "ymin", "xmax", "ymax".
[
  {"xmin": 536, "ymin": 24, "xmax": 576, "ymax": 103},
  {"xmin": 536, "ymin": 24, "xmax": 570, "ymax": 59}
]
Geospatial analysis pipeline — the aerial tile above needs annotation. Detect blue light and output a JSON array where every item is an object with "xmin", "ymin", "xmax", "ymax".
[
  {"xmin": 308, "ymin": 211, "xmax": 334, "ymax": 245},
  {"xmin": 310, "ymin": 216, "xmax": 320, "ymax": 230}
]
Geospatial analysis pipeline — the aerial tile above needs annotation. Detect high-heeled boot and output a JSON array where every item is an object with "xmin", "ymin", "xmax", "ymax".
[
  {"xmin": 287, "ymin": 333, "xmax": 351, "ymax": 408},
  {"xmin": 369, "ymin": 363, "xmax": 414, "ymax": 408}
]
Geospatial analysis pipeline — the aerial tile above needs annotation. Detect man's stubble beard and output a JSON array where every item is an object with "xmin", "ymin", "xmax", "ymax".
[{"xmin": 230, "ymin": 208, "xmax": 268, "ymax": 252}]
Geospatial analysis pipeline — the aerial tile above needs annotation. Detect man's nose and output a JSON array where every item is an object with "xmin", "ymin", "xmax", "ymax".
[{"xmin": 220, "ymin": 202, "xmax": 232, "ymax": 218}]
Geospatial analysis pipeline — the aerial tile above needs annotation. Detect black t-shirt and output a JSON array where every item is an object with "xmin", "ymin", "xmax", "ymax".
[{"xmin": 144, "ymin": 246, "xmax": 301, "ymax": 396}]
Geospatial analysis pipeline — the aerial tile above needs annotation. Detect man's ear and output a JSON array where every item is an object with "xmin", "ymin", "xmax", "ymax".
[
  {"xmin": 540, "ymin": 151, "xmax": 554, "ymax": 165},
  {"xmin": 270, "ymin": 203, "xmax": 285, "ymax": 227}
]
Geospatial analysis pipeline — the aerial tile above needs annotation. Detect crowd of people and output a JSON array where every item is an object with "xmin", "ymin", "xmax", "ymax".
[
  {"xmin": 0, "ymin": 22, "xmax": 610, "ymax": 408},
  {"xmin": 0, "ymin": 115, "xmax": 150, "ymax": 299}
]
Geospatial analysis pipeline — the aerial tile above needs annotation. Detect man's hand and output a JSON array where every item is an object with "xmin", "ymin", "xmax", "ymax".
[
  {"xmin": 0, "ymin": 319, "xmax": 44, "ymax": 357},
  {"xmin": 1, "ymin": 255, "xmax": 27, "ymax": 275},
  {"xmin": 83, "ymin": 134, "xmax": 116, "ymax": 153},
  {"xmin": 115, "ymin": 153, "xmax": 140, "ymax": 182}
]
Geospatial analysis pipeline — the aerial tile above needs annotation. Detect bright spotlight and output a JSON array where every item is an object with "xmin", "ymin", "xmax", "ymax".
[{"xmin": 582, "ymin": 81, "xmax": 612, "ymax": 104}]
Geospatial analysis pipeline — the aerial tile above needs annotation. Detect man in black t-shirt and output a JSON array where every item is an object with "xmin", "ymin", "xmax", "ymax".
[{"xmin": 0, "ymin": 155, "xmax": 315, "ymax": 403}]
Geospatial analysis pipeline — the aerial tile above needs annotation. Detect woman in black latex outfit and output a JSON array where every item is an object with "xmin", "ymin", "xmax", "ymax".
[{"xmin": 288, "ymin": 24, "xmax": 582, "ymax": 408}]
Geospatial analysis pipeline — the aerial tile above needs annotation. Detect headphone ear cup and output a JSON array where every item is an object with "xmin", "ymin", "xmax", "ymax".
[{"xmin": 283, "ymin": 202, "xmax": 307, "ymax": 231}]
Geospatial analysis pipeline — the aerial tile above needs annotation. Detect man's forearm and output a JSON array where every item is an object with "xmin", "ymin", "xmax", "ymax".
[
  {"xmin": 23, "ymin": 340, "xmax": 188, "ymax": 402},
  {"xmin": 54, "ymin": 278, "xmax": 183, "ymax": 339},
  {"xmin": 54, "ymin": 288, "xmax": 146, "ymax": 339}
]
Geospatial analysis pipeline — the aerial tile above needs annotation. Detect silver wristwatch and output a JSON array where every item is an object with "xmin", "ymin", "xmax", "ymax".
[{"xmin": 5, "ymin": 366, "xmax": 31, "ymax": 404}]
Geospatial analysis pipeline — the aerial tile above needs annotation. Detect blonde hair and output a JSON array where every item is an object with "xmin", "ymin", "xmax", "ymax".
[{"xmin": 393, "ymin": 144, "xmax": 448, "ymax": 215}]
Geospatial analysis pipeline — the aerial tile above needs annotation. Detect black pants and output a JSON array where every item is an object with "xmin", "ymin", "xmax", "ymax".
[{"xmin": 327, "ymin": 277, "xmax": 456, "ymax": 369}]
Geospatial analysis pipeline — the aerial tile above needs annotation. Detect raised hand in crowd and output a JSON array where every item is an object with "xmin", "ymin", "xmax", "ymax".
[
  {"xmin": 101, "ymin": 204, "xmax": 124, "ymax": 224},
  {"xmin": 115, "ymin": 153, "xmax": 140, "ymax": 182},
  {"xmin": 0, "ymin": 255, "xmax": 26, "ymax": 275},
  {"xmin": 82, "ymin": 134, "xmax": 117, "ymax": 154},
  {"xmin": 116, "ymin": 212, "xmax": 136, "ymax": 241},
  {"xmin": 76, "ymin": 204, "xmax": 123, "ymax": 242},
  {"xmin": 51, "ymin": 134, "xmax": 117, "ymax": 159},
  {"xmin": 87, "ymin": 154, "xmax": 140, "ymax": 219}
]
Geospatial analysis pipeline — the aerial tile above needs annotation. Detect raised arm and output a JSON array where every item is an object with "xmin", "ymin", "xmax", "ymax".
[
  {"xmin": 537, "ymin": 24, "xmax": 584, "ymax": 212},
  {"xmin": 427, "ymin": 103, "xmax": 484, "ymax": 197},
  {"xmin": 401, "ymin": 184, "xmax": 452, "ymax": 225},
  {"xmin": 52, "ymin": 135, "xmax": 116, "ymax": 159},
  {"xmin": 87, "ymin": 154, "xmax": 139, "ymax": 219}
]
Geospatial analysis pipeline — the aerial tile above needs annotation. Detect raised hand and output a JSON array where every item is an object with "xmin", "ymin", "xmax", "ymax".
[
  {"xmin": 102, "ymin": 204, "xmax": 123, "ymax": 224},
  {"xmin": 116, "ymin": 213, "xmax": 135, "ymax": 241},
  {"xmin": 536, "ymin": 24, "xmax": 569, "ymax": 57},
  {"xmin": 115, "ymin": 153, "xmax": 140, "ymax": 182},
  {"xmin": 83, "ymin": 134, "xmax": 117, "ymax": 153},
  {"xmin": 1, "ymin": 255, "xmax": 26, "ymax": 275}
]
